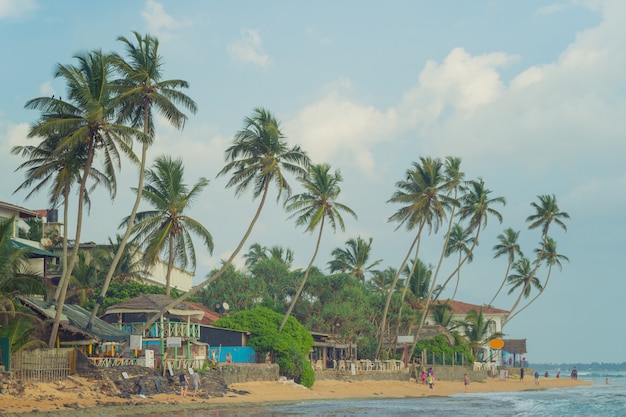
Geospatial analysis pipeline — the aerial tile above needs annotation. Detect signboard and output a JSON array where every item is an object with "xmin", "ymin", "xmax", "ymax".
[
  {"xmin": 397, "ymin": 336, "xmax": 414, "ymax": 344},
  {"xmin": 489, "ymin": 339, "xmax": 505, "ymax": 349},
  {"xmin": 167, "ymin": 337, "xmax": 182, "ymax": 348},
  {"xmin": 130, "ymin": 335, "xmax": 143, "ymax": 350}
]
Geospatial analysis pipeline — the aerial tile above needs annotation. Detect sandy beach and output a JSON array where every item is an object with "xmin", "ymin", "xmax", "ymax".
[{"xmin": 0, "ymin": 375, "xmax": 591, "ymax": 416}]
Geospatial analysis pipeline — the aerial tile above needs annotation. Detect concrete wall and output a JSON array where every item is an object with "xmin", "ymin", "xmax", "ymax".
[
  {"xmin": 315, "ymin": 365, "xmax": 488, "ymax": 383},
  {"xmin": 217, "ymin": 363, "xmax": 280, "ymax": 385}
]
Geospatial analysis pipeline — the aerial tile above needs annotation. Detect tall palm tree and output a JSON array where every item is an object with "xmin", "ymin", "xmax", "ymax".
[
  {"xmin": 489, "ymin": 228, "xmax": 523, "ymax": 305},
  {"xmin": 88, "ymin": 32, "xmax": 198, "ymax": 328},
  {"xmin": 376, "ymin": 157, "xmax": 450, "ymax": 358},
  {"xmin": 125, "ymin": 155, "xmax": 213, "ymax": 296},
  {"xmin": 328, "ymin": 236, "xmax": 382, "ymax": 281},
  {"xmin": 444, "ymin": 223, "xmax": 475, "ymax": 299},
  {"xmin": 136, "ymin": 108, "xmax": 310, "ymax": 334},
  {"xmin": 24, "ymin": 50, "xmax": 143, "ymax": 346},
  {"xmin": 503, "ymin": 194, "xmax": 568, "ymax": 326},
  {"xmin": 439, "ymin": 178, "xmax": 505, "ymax": 293},
  {"xmin": 505, "ymin": 257, "xmax": 543, "ymax": 319},
  {"xmin": 279, "ymin": 163, "xmax": 356, "ymax": 332},
  {"xmin": 506, "ymin": 237, "xmax": 568, "ymax": 323}
]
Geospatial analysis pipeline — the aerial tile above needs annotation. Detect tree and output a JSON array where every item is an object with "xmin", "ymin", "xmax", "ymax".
[
  {"xmin": 124, "ymin": 155, "xmax": 214, "ymax": 296},
  {"xmin": 136, "ymin": 108, "xmax": 310, "ymax": 335},
  {"xmin": 376, "ymin": 157, "xmax": 450, "ymax": 358},
  {"xmin": 327, "ymin": 236, "xmax": 382, "ymax": 281},
  {"xmin": 279, "ymin": 163, "xmax": 356, "ymax": 332},
  {"xmin": 489, "ymin": 228, "xmax": 523, "ymax": 305},
  {"xmin": 89, "ymin": 31, "xmax": 197, "ymax": 328},
  {"xmin": 25, "ymin": 50, "xmax": 143, "ymax": 347},
  {"xmin": 444, "ymin": 223, "xmax": 475, "ymax": 299},
  {"xmin": 505, "ymin": 257, "xmax": 543, "ymax": 317},
  {"xmin": 456, "ymin": 308, "xmax": 503, "ymax": 357},
  {"xmin": 244, "ymin": 243, "xmax": 268, "ymax": 269}
]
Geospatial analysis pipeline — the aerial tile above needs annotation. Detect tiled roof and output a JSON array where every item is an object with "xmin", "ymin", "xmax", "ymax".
[
  {"xmin": 185, "ymin": 302, "xmax": 222, "ymax": 325},
  {"xmin": 432, "ymin": 299, "xmax": 510, "ymax": 315}
]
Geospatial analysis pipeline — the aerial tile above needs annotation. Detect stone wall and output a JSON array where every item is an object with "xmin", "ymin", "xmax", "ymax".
[
  {"xmin": 217, "ymin": 363, "xmax": 280, "ymax": 385},
  {"xmin": 314, "ymin": 365, "xmax": 488, "ymax": 383}
]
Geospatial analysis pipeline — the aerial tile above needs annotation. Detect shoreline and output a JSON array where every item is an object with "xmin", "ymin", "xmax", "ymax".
[{"xmin": 1, "ymin": 376, "xmax": 592, "ymax": 416}]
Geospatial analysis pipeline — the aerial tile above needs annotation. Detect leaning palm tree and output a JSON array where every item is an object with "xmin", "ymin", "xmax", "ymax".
[
  {"xmin": 376, "ymin": 157, "xmax": 450, "ymax": 359},
  {"xmin": 504, "ymin": 257, "xmax": 543, "ymax": 322},
  {"xmin": 503, "ymin": 194, "xmax": 569, "ymax": 327},
  {"xmin": 124, "ymin": 155, "xmax": 214, "ymax": 297},
  {"xmin": 506, "ymin": 237, "xmax": 568, "ymax": 323},
  {"xmin": 444, "ymin": 223, "xmax": 475, "ymax": 299},
  {"xmin": 328, "ymin": 236, "xmax": 382, "ymax": 282},
  {"xmin": 489, "ymin": 228, "xmax": 524, "ymax": 305},
  {"xmin": 279, "ymin": 163, "xmax": 356, "ymax": 332},
  {"xmin": 136, "ymin": 108, "xmax": 310, "ymax": 335},
  {"xmin": 25, "ymin": 50, "xmax": 144, "ymax": 346},
  {"xmin": 88, "ymin": 31, "xmax": 198, "ymax": 329}
]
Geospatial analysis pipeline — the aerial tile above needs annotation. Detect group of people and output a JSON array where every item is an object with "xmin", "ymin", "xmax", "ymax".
[{"xmin": 178, "ymin": 369, "xmax": 200, "ymax": 398}]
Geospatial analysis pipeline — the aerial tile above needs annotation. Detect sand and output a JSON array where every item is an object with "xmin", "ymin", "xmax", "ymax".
[{"xmin": 0, "ymin": 375, "xmax": 591, "ymax": 416}]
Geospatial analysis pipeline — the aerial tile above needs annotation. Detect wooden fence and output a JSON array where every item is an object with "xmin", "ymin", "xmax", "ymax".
[{"xmin": 11, "ymin": 348, "xmax": 76, "ymax": 382}]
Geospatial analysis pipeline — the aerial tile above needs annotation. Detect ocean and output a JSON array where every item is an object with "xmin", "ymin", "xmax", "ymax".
[{"xmin": 179, "ymin": 371, "xmax": 625, "ymax": 417}]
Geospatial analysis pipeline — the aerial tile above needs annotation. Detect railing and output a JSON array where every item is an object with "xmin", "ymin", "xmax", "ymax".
[
  {"xmin": 12, "ymin": 348, "xmax": 75, "ymax": 382},
  {"xmin": 89, "ymin": 357, "xmax": 139, "ymax": 367},
  {"xmin": 120, "ymin": 321, "xmax": 200, "ymax": 338},
  {"xmin": 165, "ymin": 357, "xmax": 207, "ymax": 372}
]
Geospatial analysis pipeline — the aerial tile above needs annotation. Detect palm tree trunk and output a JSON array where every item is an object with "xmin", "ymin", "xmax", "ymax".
[
  {"xmin": 135, "ymin": 180, "xmax": 271, "ymax": 336},
  {"xmin": 505, "ymin": 265, "xmax": 553, "ymax": 325},
  {"xmin": 87, "ymin": 140, "xmax": 147, "ymax": 329},
  {"xmin": 53, "ymin": 188, "xmax": 70, "ymax": 303},
  {"xmin": 165, "ymin": 234, "xmax": 174, "ymax": 297},
  {"xmin": 438, "ymin": 225, "xmax": 481, "ymax": 296},
  {"xmin": 279, "ymin": 218, "xmax": 324, "ymax": 332},
  {"xmin": 48, "ymin": 142, "xmax": 95, "ymax": 347},
  {"xmin": 488, "ymin": 262, "xmax": 513, "ymax": 306},
  {"xmin": 374, "ymin": 223, "xmax": 423, "ymax": 359},
  {"xmin": 451, "ymin": 252, "xmax": 462, "ymax": 300}
]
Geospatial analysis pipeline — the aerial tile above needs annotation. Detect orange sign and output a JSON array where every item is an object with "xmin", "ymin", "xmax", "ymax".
[{"xmin": 489, "ymin": 339, "xmax": 505, "ymax": 349}]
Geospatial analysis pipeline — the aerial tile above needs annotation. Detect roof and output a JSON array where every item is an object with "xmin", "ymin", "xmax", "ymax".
[
  {"xmin": 0, "ymin": 201, "xmax": 40, "ymax": 218},
  {"xmin": 432, "ymin": 299, "xmax": 510, "ymax": 315},
  {"xmin": 102, "ymin": 294, "xmax": 205, "ymax": 320},
  {"xmin": 185, "ymin": 302, "xmax": 222, "ymax": 325},
  {"xmin": 502, "ymin": 339, "xmax": 527, "ymax": 355},
  {"xmin": 19, "ymin": 297, "xmax": 128, "ymax": 343},
  {"xmin": 11, "ymin": 239, "xmax": 60, "ymax": 258}
]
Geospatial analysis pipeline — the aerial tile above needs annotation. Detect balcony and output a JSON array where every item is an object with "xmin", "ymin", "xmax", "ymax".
[{"xmin": 120, "ymin": 321, "xmax": 200, "ymax": 339}]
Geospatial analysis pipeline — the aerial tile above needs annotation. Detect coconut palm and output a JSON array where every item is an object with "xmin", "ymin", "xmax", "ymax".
[
  {"xmin": 267, "ymin": 245, "xmax": 295, "ymax": 268},
  {"xmin": 125, "ymin": 155, "xmax": 213, "ymax": 296},
  {"xmin": 136, "ymin": 108, "xmax": 310, "ymax": 334},
  {"xmin": 279, "ymin": 163, "xmax": 356, "ymax": 332},
  {"xmin": 456, "ymin": 308, "xmax": 503, "ymax": 357},
  {"xmin": 505, "ymin": 257, "xmax": 543, "ymax": 318},
  {"xmin": 506, "ymin": 237, "xmax": 568, "ymax": 323},
  {"xmin": 88, "ymin": 32, "xmax": 198, "ymax": 328},
  {"xmin": 328, "ymin": 236, "xmax": 382, "ymax": 282},
  {"xmin": 25, "ymin": 50, "xmax": 144, "ymax": 346},
  {"xmin": 376, "ymin": 157, "xmax": 450, "ymax": 358},
  {"xmin": 489, "ymin": 228, "xmax": 523, "ymax": 305},
  {"xmin": 244, "ymin": 243, "xmax": 268, "ymax": 268},
  {"xmin": 444, "ymin": 223, "xmax": 475, "ymax": 299},
  {"xmin": 367, "ymin": 267, "xmax": 398, "ymax": 294}
]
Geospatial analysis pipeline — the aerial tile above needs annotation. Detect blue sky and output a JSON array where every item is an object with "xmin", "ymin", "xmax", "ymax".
[{"xmin": 1, "ymin": 0, "xmax": 624, "ymax": 364}]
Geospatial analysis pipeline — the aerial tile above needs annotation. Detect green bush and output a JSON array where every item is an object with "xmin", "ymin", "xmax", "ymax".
[{"xmin": 213, "ymin": 307, "xmax": 316, "ymax": 388}]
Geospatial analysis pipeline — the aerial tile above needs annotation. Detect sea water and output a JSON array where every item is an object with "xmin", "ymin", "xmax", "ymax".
[{"xmin": 180, "ymin": 372, "xmax": 626, "ymax": 417}]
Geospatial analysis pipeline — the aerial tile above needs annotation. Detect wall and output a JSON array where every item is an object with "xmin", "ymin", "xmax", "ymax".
[
  {"xmin": 315, "ymin": 365, "xmax": 488, "ymax": 383},
  {"xmin": 217, "ymin": 363, "xmax": 279, "ymax": 385}
]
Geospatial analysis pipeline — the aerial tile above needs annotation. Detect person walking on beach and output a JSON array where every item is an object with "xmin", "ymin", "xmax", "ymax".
[
  {"xmin": 464, "ymin": 373, "xmax": 470, "ymax": 392},
  {"xmin": 421, "ymin": 371, "xmax": 426, "ymax": 385},
  {"xmin": 179, "ymin": 372, "xmax": 189, "ymax": 397},
  {"xmin": 427, "ymin": 373, "xmax": 434, "ymax": 392},
  {"xmin": 190, "ymin": 370, "xmax": 200, "ymax": 398},
  {"xmin": 534, "ymin": 371, "xmax": 540, "ymax": 386},
  {"xmin": 520, "ymin": 367, "xmax": 525, "ymax": 382}
]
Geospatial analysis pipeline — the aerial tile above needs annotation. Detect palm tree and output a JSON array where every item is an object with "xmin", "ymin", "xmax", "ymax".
[
  {"xmin": 136, "ymin": 108, "xmax": 310, "ymax": 334},
  {"xmin": 125, "ymin": 155, "xmax": 214, "ymax": 296},
  {"xmin": 88, "ymin": 31, "xmax": 198, "ymax": 328},
  {"xmin": 267, "ymin": 245, "xmax": 295, "ymax": 268},
  {"xmin": 489, "ymin": 228, "xmax": 523, "ymax": 305},
  {"xmin": 376, "ymin": 157, "xmax": 450, "ymax": 358},
  {"xmin": 328, "ymin": 236, "xmax": 382, "ymax": 281},
  {"xmin": 503, "ymin": 194, "xmax": 568, "ymax": 326},
  {"xmin": 244, "ymin": 243, "xmax": 268, "ymax": 269},
  {"xmin": 505, "ymin": 257, "xmax": 543, "ymax": 319},
  {"xmin": 279, "ymin": 163, "xmax": 356, "ymax": 332},
  {"xmin": 367, "ymin": 267, "xmax": 398, "ymax": 294},
  {"xmin": 456, "ymin": 308, "xmax": 503, "ymax": 358},
  {"xmin": 439, "ymin": 178, "xmax": 505, "ymax": 294},
  {"xmin": 66, "ymin": 251, "xmax": 100, "ymax": 306},
  {"xmin": 506, "ymin": 237, "xmax": 568, "ymax": 323},
  {"xmin": 25, "ymin": 50, "xmax": 144, "ymax": 346},
  {"xmin": 444, "ymin": 223, "xmax": 475, "ymax": 299}
]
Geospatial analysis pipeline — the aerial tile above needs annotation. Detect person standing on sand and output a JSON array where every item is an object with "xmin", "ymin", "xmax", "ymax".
[
  {"xmin": 534, "ymin": 370, "xmax": 540, "ymax": 386},
  {"xmin": 179, "ymin": 372, "xmax": 189, "ymax": 397},
  {"xmin": 190, "ymin": 371, "xmax": 200, "ymax": 398},
  {"xmin": 421, "ymin": 371, "xmax": 426, "ymax": 385},
  {"xmin": 520, "ymin": 367, "xmax": 525, "ymax": 382},
  {"xmin": 427, "ymin": 373, "xmax": 434, "ymax": 392},
  {"xmin": 464, "ymin": 373, "xmax": 470, "ymax": 392}
]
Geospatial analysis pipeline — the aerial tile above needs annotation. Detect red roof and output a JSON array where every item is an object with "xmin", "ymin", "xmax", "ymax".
[
  {"xmin": 186, "ymin": 302, "xmax": 222, "ymax": 325},
  {"xmin": 432, "ymin": 299, "xmax": 510, "ymax": 315}
]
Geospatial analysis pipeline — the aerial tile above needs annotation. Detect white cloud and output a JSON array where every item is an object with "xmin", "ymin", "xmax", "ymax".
[
  {"xmin": 0, "ymin": 0, "xmax": 36, "ymax": 19},
  {"xmin": 227, "ymin": 29, "xmax": 272, "ymax": 68},
  {"xmin": 39, "ymin": 81, "xmax": 55, "ymax": 97},
  {"xmin": 141, "ymin": 0, "xmax": 189, "ymax": 39},
  {"xmin": 535, "ymin": 3, "xmax": 567, "ymax": 14}
]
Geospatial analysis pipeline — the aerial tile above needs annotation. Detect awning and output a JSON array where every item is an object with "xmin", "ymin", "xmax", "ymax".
[{"xmin": 11, "ymin": 239, "xmax": 60, "ymax": 258}]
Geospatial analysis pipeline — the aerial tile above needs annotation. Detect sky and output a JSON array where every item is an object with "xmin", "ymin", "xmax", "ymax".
[{"xmin": 1, "ymin": 0, "xmax": 624, "ymax": 364}]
